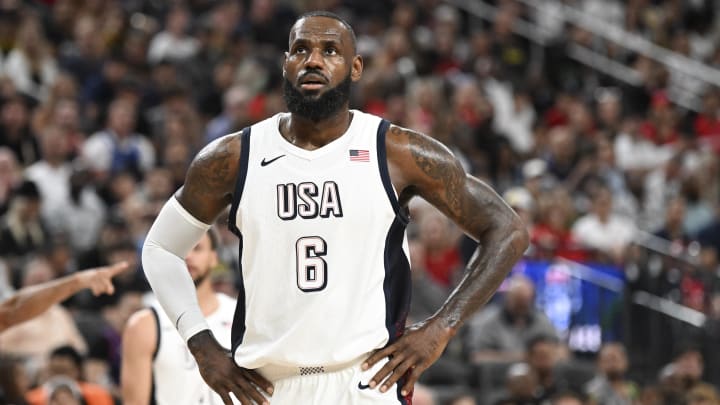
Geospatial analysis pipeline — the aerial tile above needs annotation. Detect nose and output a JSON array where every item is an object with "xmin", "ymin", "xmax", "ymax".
[{"xmin": 304, "ymin": 48, "xmax": 324, "ymax": 69}]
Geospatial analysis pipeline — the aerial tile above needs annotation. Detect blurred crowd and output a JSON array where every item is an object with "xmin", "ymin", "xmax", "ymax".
[{"xmin": 1, "ymin": 0, "xmax": 720, "ymax": 404}]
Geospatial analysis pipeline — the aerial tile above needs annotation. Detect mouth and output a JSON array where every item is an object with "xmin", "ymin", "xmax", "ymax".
[{"xmin": 298, "ymin": 73, "xmax": 328, "ymax": 91}]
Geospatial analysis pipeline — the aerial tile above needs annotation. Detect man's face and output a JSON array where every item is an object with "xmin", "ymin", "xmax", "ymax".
[
  {"xmin": 528, "ymin": 341, "xmax": 558, "ymax": 375},
  {"xmin": 676, "ymin": 350, "xmax": 704, "ymax": 384},
  {"xmin": 282, "ymin": 16, "xmax": 361, "ymax": 121},
  {"xmin": 185, "ymin": 233, "xmax": 217, "ymax": 287},
  {"xmin": 48, "ymin": 356, "xmax": 80, "ymax": 381},
  {"xmin": 598, "ymin": 344, "xmax": 628, "ymax": 381}
]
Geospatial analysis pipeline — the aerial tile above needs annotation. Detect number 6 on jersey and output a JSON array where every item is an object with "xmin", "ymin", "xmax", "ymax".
[{"xmin": 296, "ymin": 236, "xmax": 328, "ymax": 292}]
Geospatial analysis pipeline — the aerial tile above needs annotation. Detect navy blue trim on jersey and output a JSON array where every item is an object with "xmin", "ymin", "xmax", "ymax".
[
  {"xmin": 228, "ymin": 127, "xmax": 250, "ymax": 356},
  {"xmin": 383, "ymin": 216, "xmax": 411, "ymax": 404},
  {"xmin": 382, "ymin": 216, "xmax": 412, "ymax": 344},
  {"xmin": 148, "ymin": 307, "xmax": 160, "ymax": 405},
  {"xmin": 228, "ymin": 127, "xmax": 251, "ymax": 237},
  {"xmin": 149, "ymin": 307, "xmax": 161, "ymax": 360},
  {"xmin": 231, "ymin": 233, "xmax": 247, "ymax": 356},
  {"xmin": 376, "ymin": 119, "xmax": 409, "ymax": 224},
  {"xmin": 397, "ymin": 376, "xmax": 411, "ymax": 405},
  {"xmin": 150, "ymin": 376, "xmax": 157, "ymax": 405}
]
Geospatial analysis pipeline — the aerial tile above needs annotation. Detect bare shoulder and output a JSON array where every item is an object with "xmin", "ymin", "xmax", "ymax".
[
  {"xmin": 125, "ymin": 308, "xmax": 155, "ymax": 334},
  {"xmin": 122, "ymin": 308, "xmax": 159, "ymax": 358},
  {"xmin": 177, "ymin": 133, "xmax": 243, "ymax": 223}
]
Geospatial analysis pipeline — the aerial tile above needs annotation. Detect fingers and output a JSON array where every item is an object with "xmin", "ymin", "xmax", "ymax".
[
  {"xmin": 369, "ymin": 352, "xmax": 402, "ymax": 390},
  {"xmin": 376, "ymin": 357, "xmax": 417, "ymax": 394},
  {"xmin": 218, "ymin": 391, "xmax": 234, "ymax": 405},
  {"xmin": 362, "ymin": 345, "xmax": 394, "ymax": 371},
  {"xmin": 107, "ymin": 261, "xmax": 130, "ymax": 276},
  {"xmin": 231, "ymin": 371, "xmax": 270, "ymax": 405},
  {"xmin": 227, "ymin": 385, "xmax": 253, "ymax": 405},
  {"xmin": 400, "ymin": 366, "xmax": 421, "ymax": 397},
  {"xmin": 91, "ymin": 275, "xmax": 117, "ymax": 296},
  {"xmin": 218, "ymin": 383, "xmax": 266, "ymax": 405},
  {"xmin": 102, "ymin": 278, "xmax": 115, "ymax": 295},
  {"xmin": 244, "ymin": 369, "xmax": 274, "ymax": 395}
]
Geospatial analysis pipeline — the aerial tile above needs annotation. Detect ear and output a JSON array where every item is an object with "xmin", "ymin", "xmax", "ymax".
[
  {"xmin": 351, "ymin": 54, "xmax": 363, "ymax": 82},
  {"xmin": 282, "ymin": 52, "xmax": 289, "ymax": 78}
]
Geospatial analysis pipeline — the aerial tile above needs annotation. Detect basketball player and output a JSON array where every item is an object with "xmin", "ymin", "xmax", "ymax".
[
  {"xmin": 142, "ymin": 11, "xmax": 529, "ymax": 405},
  {"xmin": 0, "ymin": 261, "xmax": 129, "ymax": 333},
  {"xmin": 121, "ymin": 231, "xmax": 236, "ymax": 405}
]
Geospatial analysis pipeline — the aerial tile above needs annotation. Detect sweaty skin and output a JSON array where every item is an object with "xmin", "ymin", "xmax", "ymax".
[{"xmin": 176, "ymin": 15, "xmax": 528, "ymax": 405}]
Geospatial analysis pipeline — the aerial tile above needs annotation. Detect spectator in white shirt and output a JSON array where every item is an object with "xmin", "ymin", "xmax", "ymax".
[
  {"xmin": 571, "ymin": 186, "xmax": 636, "ymax": 262},
  {"xmin": 25, "ymin": 127, "xmax": 106, "ymax": 253},
  {"xmin": 3, "ymin": 16, "xmax": 58, "ymax": 102},
  {"xmin": 147, "ymin": 6, "xmax": 199, "ymax": 64},
  {"xmin": 24, "ymin": 126, "xmax": 72, "ymax": 232}
]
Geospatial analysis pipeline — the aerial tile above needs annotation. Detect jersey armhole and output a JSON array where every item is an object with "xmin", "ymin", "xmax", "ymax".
[
  {"xmin": 376, "ymin": 119, "xmax": 409, "ymax": 224},
  {"xmin": 228, "ymin": 127, "xmax": 251, "ymax": 237},
  {"xmin": 149, "ymin": 307, "xmax": 161, "ymax": 360}
]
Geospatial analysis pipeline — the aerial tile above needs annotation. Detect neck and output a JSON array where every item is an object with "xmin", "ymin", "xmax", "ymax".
[
  {"xmin": 196, "ymin": 280, "xmax": 219, "ymax": 316},
  {"xmin": 281, "ymin": 109, "xmax": 351, "ymax": 150}
]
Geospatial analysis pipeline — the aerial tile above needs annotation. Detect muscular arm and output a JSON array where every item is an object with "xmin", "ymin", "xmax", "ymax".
[
  {"xmin": 0, "ymin": 262, "xmax": 129, "ymax": 333},
  {"xmin": 141, "ymin": 134, "xmax": 240, "ymax": 341},
  {"xmin": 388, "ymin": 124, "xmax": 529, "ymax": 331},
  {"xmin": 365, "ymin": 125, "xmax": 529, "ymax": 394},
  {"xmin": 121, "ymin": 310, "xmax": 157, "ymax": 405},
  {"xmin": 176, "ymin": 134, "xmax": 241, "ymax": 223},
  {"xmin": 141, "ymin": 134, "xmax": 272, "ymax": 404}
]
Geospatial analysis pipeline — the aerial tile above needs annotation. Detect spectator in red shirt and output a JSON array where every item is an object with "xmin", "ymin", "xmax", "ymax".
[
  {"xmin": 417, "ymin": 209, "xmax": 463, "ymax": 288},
  {"xmin": 694, "ymin": 88, "xmax": 720, "ymax": 154},
  {"xmin": 640, "ymin": 91, "xmax": 680, "ymax": 145}
]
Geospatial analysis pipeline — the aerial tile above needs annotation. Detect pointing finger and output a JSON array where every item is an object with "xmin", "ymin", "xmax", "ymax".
[{"xmin": 108, "ymin": 261, "xmax": 130, "ymax": 276}]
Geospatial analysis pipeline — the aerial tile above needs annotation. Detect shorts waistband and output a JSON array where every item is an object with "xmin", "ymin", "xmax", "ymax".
[{"xmin": 256, "ymin": 354, "xmax": 367, "ymax": 382}]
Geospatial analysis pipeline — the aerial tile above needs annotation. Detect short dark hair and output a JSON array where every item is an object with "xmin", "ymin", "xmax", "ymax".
[
  {"xmin": 526, "ymin": 334, "xmax": 560, "ymax": 353},
  {"xmin": 294, "ymin": 10, "xmax": 357, "ymax": 53},
  {"xmin": 50, "ymin": 345, "xmax": 83, "ymax": 370},
  {"xmin": 207, "ymin": 228, "xmax": 219, "ymax": 251}
]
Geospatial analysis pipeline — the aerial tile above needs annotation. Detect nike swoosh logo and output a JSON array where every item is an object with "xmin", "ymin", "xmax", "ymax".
[
  {"xmin": 261, "ymin": 155, "xmax": 286, "ymax": 166},
  {"xmin": 357, "ymin": 382, "xmax": 371, "ymax": 390}
]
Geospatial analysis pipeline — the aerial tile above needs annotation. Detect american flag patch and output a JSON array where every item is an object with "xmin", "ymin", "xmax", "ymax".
[{"xmin": 349, "ymin": 149, "xmax": 370, "ymax": 162}]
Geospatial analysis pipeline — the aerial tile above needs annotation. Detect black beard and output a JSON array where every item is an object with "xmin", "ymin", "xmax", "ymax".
[{"xmin": 283, "ymin": 73, "xmax": 352, "ymax": 122}]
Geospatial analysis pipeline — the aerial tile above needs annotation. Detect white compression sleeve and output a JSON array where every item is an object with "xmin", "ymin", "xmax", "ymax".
[{"xmin": 142, "ymin": 197, "xmax": 211, "ymax": 341}]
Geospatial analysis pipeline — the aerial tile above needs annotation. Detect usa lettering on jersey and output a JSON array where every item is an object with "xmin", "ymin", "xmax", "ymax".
[{"xmin": 276, "ymin": 181, "xmax": 343, "ymax": 220}]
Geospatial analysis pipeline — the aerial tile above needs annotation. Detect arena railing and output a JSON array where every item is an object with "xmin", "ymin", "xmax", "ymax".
[{"xmin": 447, "ymin": 0, "xmax": 720, "ymax": 111}]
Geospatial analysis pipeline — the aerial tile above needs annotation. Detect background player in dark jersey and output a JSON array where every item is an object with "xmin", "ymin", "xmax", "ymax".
[{"xmin": 142, "ymin": 11, "xmax": 528, "ymax": 405}]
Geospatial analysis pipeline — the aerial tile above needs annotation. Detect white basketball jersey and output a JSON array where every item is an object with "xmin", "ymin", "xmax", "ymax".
[
  {"xmin": 151, "ymin": 293, "xmax": 236, "ymax": 405},
  {"xmin": 228, "ymin": 110, "xmax": 412, "ymax": 369}
]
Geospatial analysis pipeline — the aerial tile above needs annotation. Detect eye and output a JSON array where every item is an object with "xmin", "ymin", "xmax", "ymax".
[
  {"xmin": 325, "ymin": 47, "xmax": 338, "ymax": 56},
  {"xmin": 294, "ymin": 46, "xmax": 307, "ymax": 54}
]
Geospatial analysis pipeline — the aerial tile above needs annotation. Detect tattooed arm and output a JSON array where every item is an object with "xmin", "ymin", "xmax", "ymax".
[
  {"xmin": 364, "ymin": 124, "xmax": 529, "ymax": 396},
  {"xmin": 141, "ymin": 134, "xmax": 273, "ymax": 405},
  {"xmin": 175, "ymin": 135, "xmax": 240, "ymax": 223}
]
